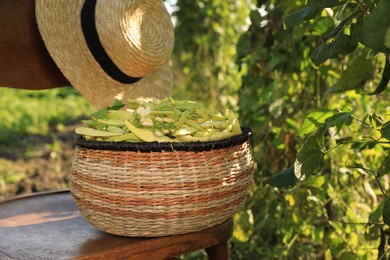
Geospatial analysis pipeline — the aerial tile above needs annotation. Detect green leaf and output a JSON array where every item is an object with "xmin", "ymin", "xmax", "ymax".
[
  {"xmin": 383, "ymin": 197, "xmax": 390, "ymax": 226},
  {"xmin": 359, "ymin": 0, "xmax": 390, "ymax": 53},
  {"xmin": 368, "ymin": 57, "xmax": 390, "ymax": 95},
  {"xmin": 298, "ymin": 109, "xmax": 333, "ymax": 136},
  {"xmin": 90, "ymin": 100, "xmax": 124, "ymax": 119},
  {"xmin": 381, "ymin": 121, "xmax": 390, "ymax": 140},
  {"xmin": 284, "ymin": 6, "xmax": 322, "ymax": 29},
  {"xmin": 307, "ymin": 0, "xmax": 346, "ymax": 8},
  {"xmin": 250, "ymin": 10, "xmax": 262, "ymax": 25},
  {"xmin": 312, "ymin": 34, "xmax": 358, "ymax": 65},
  {"xmin": 331, "ymin": 54, "xmax": 374, "ymax": 93},
  {"xmin": 90, "ymin": 108, "xmax": 109, "ymax": 120},
  {"xmin": 312, "ymin": 16, "xmax": 335, "ymax": 36},
  {"xmin": 264, "ymin": 167, "xmax": 298, "ymax": 189},
  {"xmin": 350, "ymin": 16, "xmax": 363, "ymax": 40},
  {"xmin": 325, "ymin": 110, "xmax": 353, "ymax": 133},
  {"xmin": 109, "ymin": 100, "xmax": 125, "ymax": 110},
  {"xmin": 351, "ymin": 141, "xmax": 377, "ymax": 151},
  {"xmin": 378, "ymin": 152, "xmax": 390, "ymax": 177},
  {"xmin": 236, "ymin": 34, "xmax": 251, "ymax": 61},
  {"xmin": 325, "ymin": 11, "xmax": 363, "ymax": 39},
  {"xmin": 369, "ymin": 201, "xmax": 384, "ymax": 224},
  {"xmin": 295, "ymin": 126, "xmax": 326, "ymax": 178}
]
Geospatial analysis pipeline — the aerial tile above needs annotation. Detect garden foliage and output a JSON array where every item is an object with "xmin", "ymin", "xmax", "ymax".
[{"xmin": 174, "ymin": 0, "xmax": 389, "ymax": 258}]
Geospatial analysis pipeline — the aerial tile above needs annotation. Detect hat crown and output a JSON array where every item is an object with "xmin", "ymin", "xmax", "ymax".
[
  {"xmin": 96, "ymin": 0, "xmax": 174, "ymax": 77},
  {"xmin": 36, "ymin": 0, "xmax": 174, "ymax": 109}
]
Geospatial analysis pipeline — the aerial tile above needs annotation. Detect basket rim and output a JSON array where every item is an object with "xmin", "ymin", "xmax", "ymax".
[{"xmin": 75, "ymin": 127, "xmax": 252, "ymax": 152}]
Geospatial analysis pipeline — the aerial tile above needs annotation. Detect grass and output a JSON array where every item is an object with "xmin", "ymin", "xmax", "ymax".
[
  {"xmin": 0, "ymin": 87, "xmax": 94, "ymax": 150},
  {"xmin": 0, "ymin": 87, "xmax": 94, "ymax": 198}
]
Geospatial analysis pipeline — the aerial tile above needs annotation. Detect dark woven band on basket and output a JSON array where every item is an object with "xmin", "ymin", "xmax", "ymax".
[{"xmin": 76, "ymin": 127, "xmax": 252, "ymax": 152}]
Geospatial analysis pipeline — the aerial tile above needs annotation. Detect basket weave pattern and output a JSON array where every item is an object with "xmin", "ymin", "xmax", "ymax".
[{"xmin": 70, "ymin": 132, "xmax": 254, "ymax": 237}]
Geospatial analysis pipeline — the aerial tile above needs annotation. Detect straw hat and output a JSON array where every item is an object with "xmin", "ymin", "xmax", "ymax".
[{"xmin": 35, "ymin": 0, "xmax": 174, "ymax": 108}]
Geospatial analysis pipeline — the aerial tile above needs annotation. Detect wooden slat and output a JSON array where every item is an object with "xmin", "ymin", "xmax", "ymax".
[{"xmin": 0, "ymin": 190, "xmax": 233, "ymax": 260}]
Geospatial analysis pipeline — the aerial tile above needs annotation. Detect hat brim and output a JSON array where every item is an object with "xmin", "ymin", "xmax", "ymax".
[{"xmin": 36, "ymin": 0, "xmax": 173, "ymax": 109}]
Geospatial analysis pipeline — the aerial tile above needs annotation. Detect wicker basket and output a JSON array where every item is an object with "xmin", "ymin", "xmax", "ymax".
[{"xmin": 70, "ymin": 127, "xmax": 254, "ymax": 237}]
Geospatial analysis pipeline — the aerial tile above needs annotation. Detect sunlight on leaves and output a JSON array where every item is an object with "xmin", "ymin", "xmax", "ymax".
[
  {"xmin": 312, "ymin": 34, "xmax": 358, "ymax": 65},
  {"xmin": 298, "ymin": 109, "xmax": 333, "ymax": 136},
  {"xmin": 325, "ymin": 110, "xmax": 353, "ymax": 134}
]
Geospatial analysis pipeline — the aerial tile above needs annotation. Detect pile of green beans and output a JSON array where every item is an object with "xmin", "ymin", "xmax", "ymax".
[{"xmin": 75, "ymin": 98, "xmax": 242, "ymax": 142}]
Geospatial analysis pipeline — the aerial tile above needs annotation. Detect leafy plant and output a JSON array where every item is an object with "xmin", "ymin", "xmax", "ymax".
[
  {"xmin": 236, "ymin": 0, "xmax": 389, "ymax": 258},
  {"xmin": 173, "ymin": 0, "xmax": 248, "ymax": 109}
]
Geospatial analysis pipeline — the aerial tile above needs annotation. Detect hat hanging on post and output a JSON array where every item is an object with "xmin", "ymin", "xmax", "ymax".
[{"xmin": 35, "ymin": 0, "xmax": 174, "ymax": 108}]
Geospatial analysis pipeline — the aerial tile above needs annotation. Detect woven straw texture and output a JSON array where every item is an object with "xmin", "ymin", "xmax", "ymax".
[
  {"xmin": 35, "ymin": 0, "xmax": 174, "ymax": 108},
  {"xmin": 70, "ymin": 129, "xmax": 254, "ymax": 237}
]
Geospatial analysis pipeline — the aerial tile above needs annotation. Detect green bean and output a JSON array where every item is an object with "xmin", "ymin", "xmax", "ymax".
[
  {"xmin": 175, "ymin": 110, "xmax": 190, "ymax": 128},
  {"xmin": 106, "ymin": 126, "xmax": 125, "ymax": 134},
  {"xmin": 124, "ymin": 121, "xmax": 177, "ymax": 142},
  {"xmin": 97, "ymin": 119, "xmax": 126, "ymax": 126},
  {"xmin": 107, "ymin": 110, "xmax": 134, "ymax": 120},
  {"xmin": 75, "ymin": 127, "xmax": 122, "ymax": 137},
  {"xmin": 109, "ymin": 133, "xmax": 140, "ymax": 142}
]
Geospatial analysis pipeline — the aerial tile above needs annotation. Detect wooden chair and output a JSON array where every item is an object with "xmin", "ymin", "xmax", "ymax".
[
  {"xmin": 0, "ymin": 190, "xmax": 233, "ymax": 259},
  {"xmin": 0, "ymin": 1, "xmax": 234, "ymax": 259}
]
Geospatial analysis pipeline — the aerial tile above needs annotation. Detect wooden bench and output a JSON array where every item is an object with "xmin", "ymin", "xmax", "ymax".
[{"xmin": 0, "ymin": 190, "xmax": 233, "ymax": 259}]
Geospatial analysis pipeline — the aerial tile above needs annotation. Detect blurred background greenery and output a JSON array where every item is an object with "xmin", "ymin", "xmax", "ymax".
[{"xmin": 1, "ymin": 0, "xmax": 389, "ymax": 259}]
